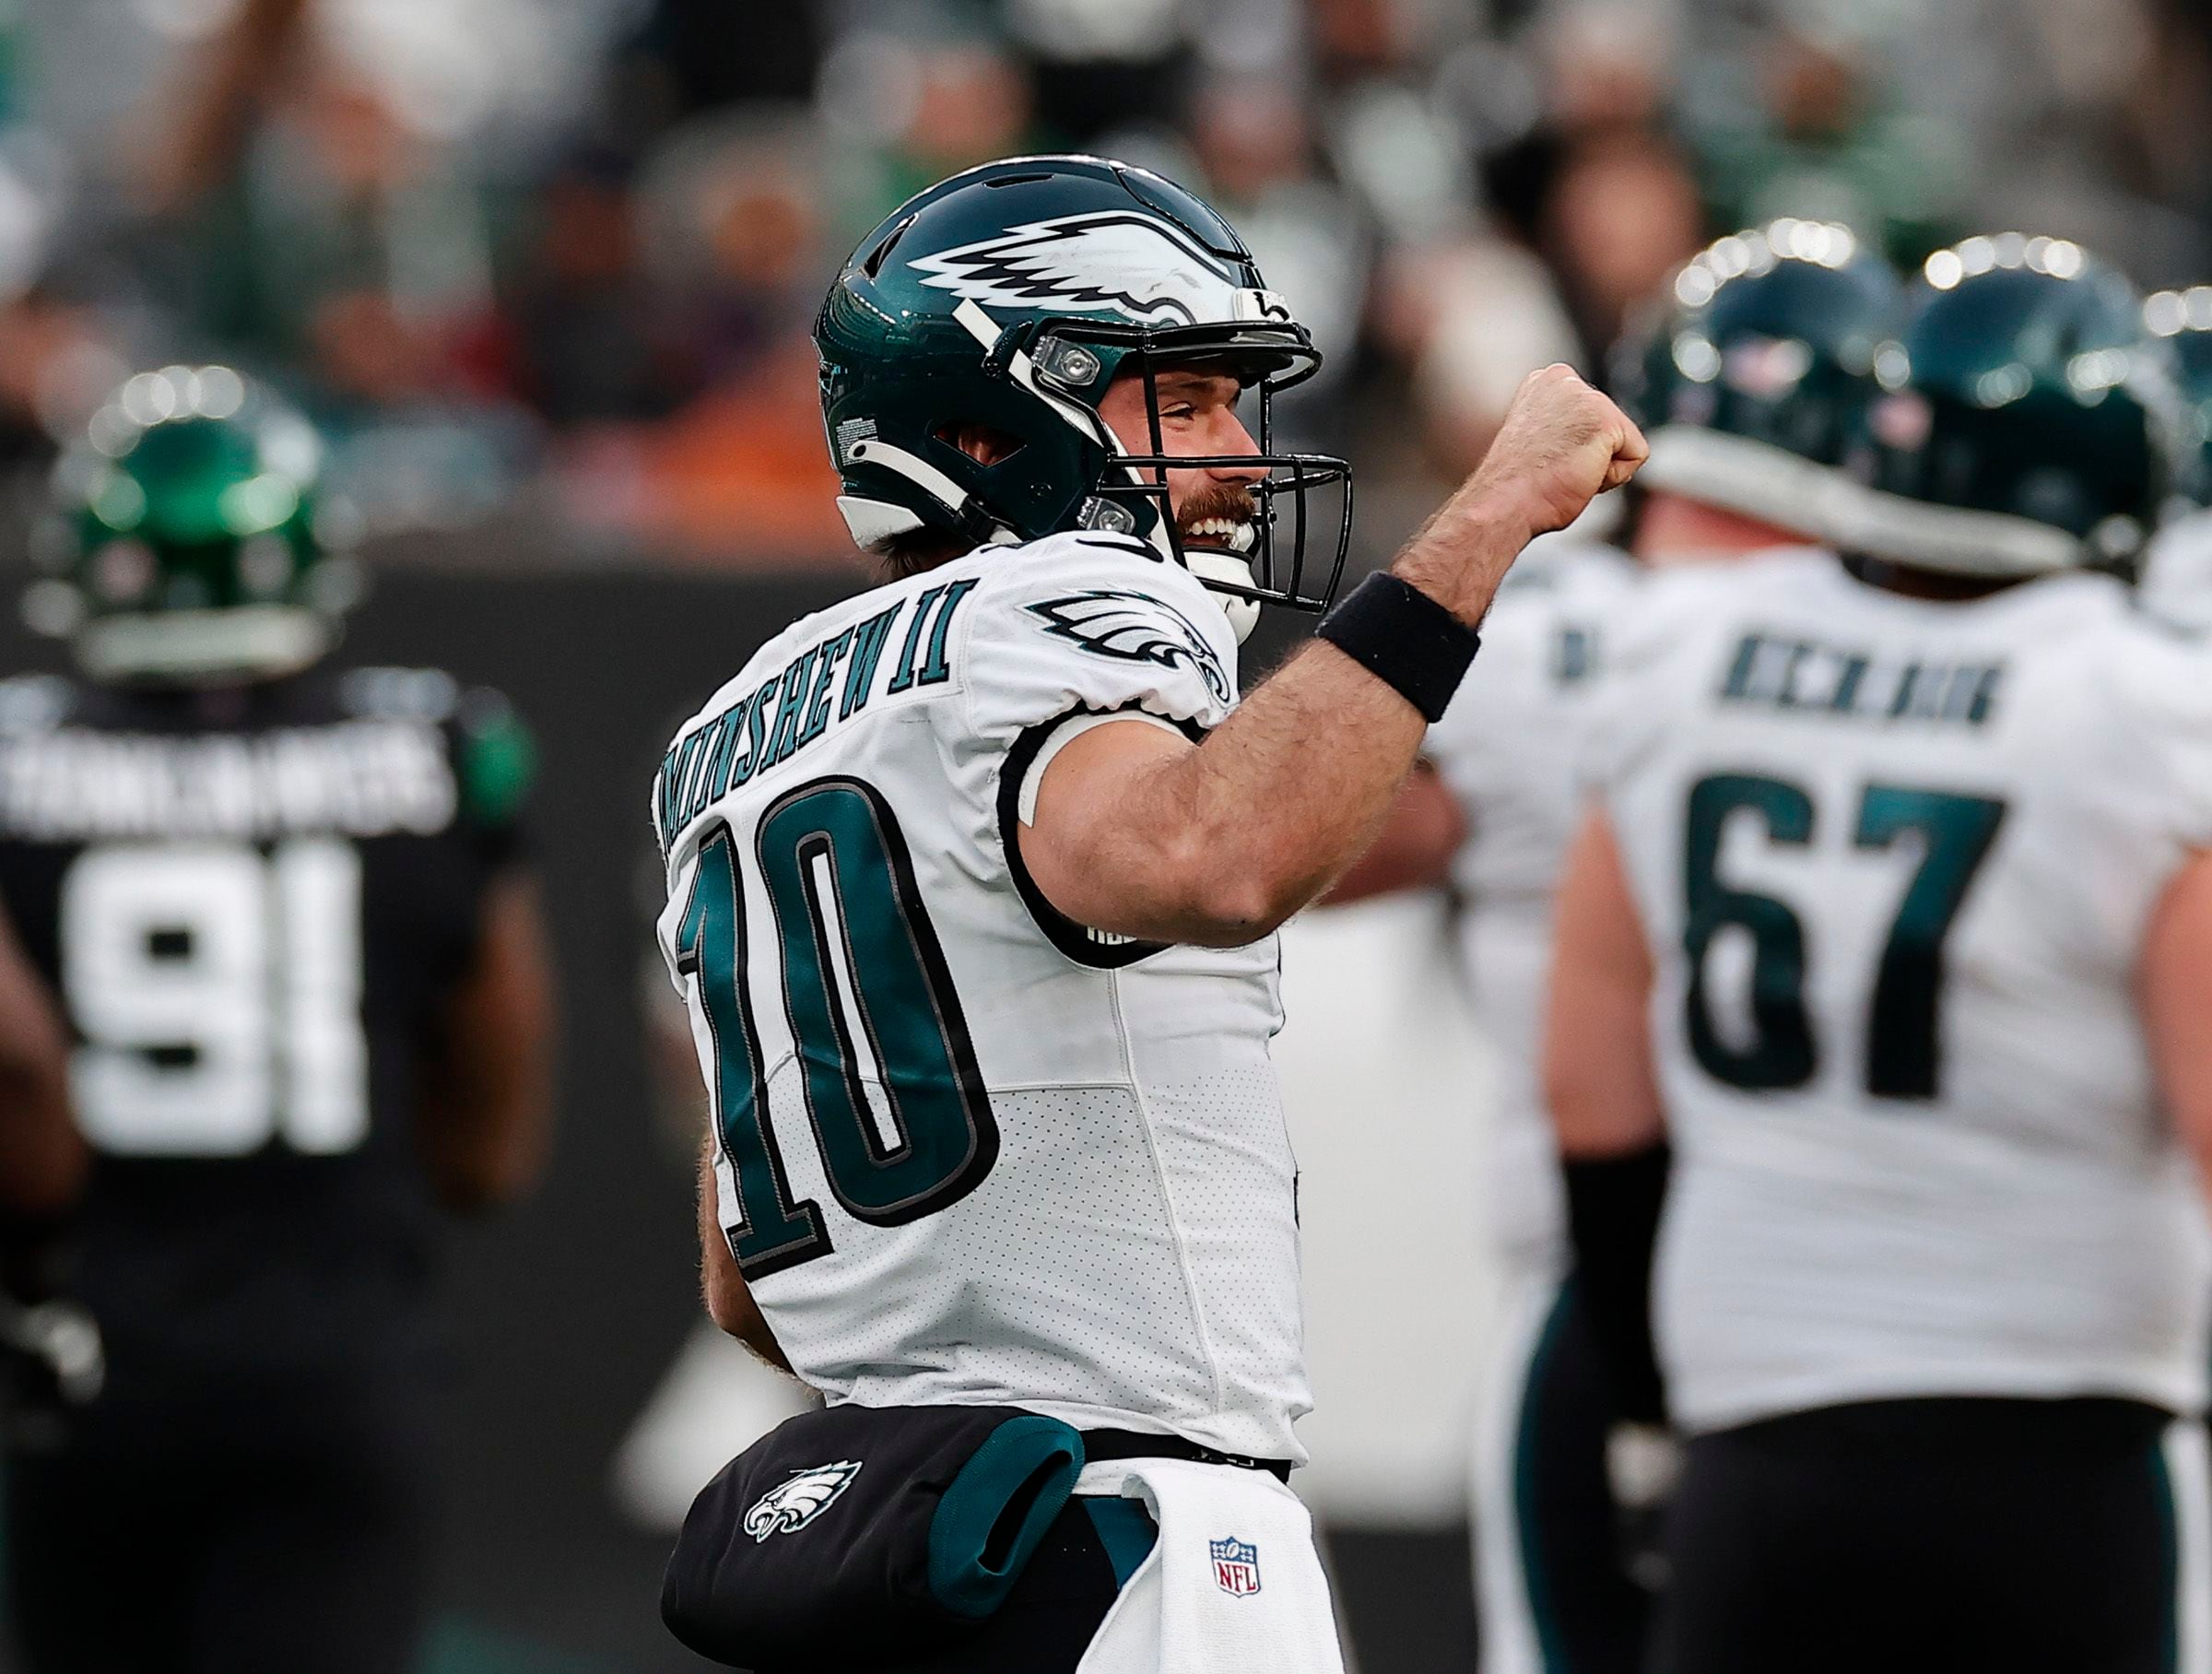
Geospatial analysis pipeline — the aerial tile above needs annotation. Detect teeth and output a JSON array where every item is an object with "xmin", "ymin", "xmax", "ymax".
[{"xmin": 1185, "ymin": 518, "xmax": 1255, "ymax": 553}]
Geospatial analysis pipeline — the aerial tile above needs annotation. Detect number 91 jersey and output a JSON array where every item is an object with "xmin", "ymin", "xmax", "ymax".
[
  {"xmin": 1587, "ymin": 550, "xmax": 2212, "ymax": 1432},
  {"xmin": 653, "ymin": 533, "xmax": 1310, "ymax": 1465},
  {"xmin": 0, "ymin": 666, "xmax": 530, "ymax": 1419}
]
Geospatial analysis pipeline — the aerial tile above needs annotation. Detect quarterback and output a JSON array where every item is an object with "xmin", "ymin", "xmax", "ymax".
[{"xmin": 649, "ymin": 155, "xmax": 1642, "ymax": 1673}]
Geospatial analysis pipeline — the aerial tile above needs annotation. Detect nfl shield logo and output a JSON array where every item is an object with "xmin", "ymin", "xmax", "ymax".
[{"xmin": 1210, "ymin": 1536, "xmax": 1262, "ymax": 1597}]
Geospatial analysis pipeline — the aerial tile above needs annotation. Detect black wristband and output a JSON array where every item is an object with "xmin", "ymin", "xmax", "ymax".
[
  {"xmin": 1562, "ymin": 1140, "xmax": 1672, "ymax": 1425},
  {"xmin": 1313, "ymin": 572, "xmax": 1480, "ymax": 723}
]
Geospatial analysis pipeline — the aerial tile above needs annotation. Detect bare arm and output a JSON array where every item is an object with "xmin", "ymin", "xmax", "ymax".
[
  {"xmin": 1545, "ymin": 807, "xmax": 1665, "ymax": 1159},
  {"xmin": 0, "ymin": 902, "xmax": 82, "ymax": 1221},
  {"xmin": 698, "ymin": 1133, "xmax": 792, "ymax": 1373},
  {"xmin": 1022, "ymin": 366, "xmax": 1645, "ymax": 947},
  {"xmin": 2141, "ymin": 850, "xmax": 2212, "ymax": 1200},
  {"xmin": 417, "ymin": 873, "xmax": 557, "ymax": 1214},
  {"xmin": 1323, "ymin": 762, "xmax": 1466, "ymax": 905}
]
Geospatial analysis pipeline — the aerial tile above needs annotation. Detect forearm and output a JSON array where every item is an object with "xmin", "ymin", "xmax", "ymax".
[
  {"xmin": 1041, "ymin": 512, "xmax": 1530, "ymax": 945},
  {"xmin": 418, "ymin": 1057, "xmax": 550, "ymax": 1214},
  {"xmin": 1324, "ymin": 762, "xmax": 1464, "ymax": 904},
  {"xmin": 418, "ymin": 877, "xmax": 555, "ymax": 1214},
  {"xmin": 0, "ymin": 914, "xmax": 84, "ymax": 1221},
  {"xmin": 0, "ymin": 1055, "xmax": 84, "ymax": 1223}
]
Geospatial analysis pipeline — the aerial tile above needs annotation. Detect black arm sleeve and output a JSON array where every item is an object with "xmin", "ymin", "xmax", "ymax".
[{"xmin": 1561, "ymin": 1139, "xmax": 1671, "ymax": 1425}]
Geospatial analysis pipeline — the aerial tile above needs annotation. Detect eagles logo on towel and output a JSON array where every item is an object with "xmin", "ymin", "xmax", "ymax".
[
  {"xmin": 743, "ymin": 1460, "xmax": 864, "ymax": 1543},
  {"xmin": 1209, "ymin": 1536, "xmax": 1262, "ymax": 1597}
]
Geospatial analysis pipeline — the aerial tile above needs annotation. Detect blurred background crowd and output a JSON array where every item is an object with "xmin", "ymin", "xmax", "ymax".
[
  {"xmin": 0, "ymin": 0, "xmax": 2206, "ymax": 577},
  {"xmin": 6, "ymin": 2, "xmax": 2212, "ymax": 1670}
]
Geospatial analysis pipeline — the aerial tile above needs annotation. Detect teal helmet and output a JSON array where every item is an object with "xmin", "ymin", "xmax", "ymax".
[
  {"xmin": 2143, "ymin": 285, "xmax": 2212, "ymax": 506},
  {"xmin": 815, "ymin": 154, "xmax": 1350, "ymax": 637},
  {"xmin": 27, "ymin": 366, "xmax": 362, "ymax": 684},
  {"xmin": 1838, "ymin": 235, "xmax": 2183, "ymax": 577},
  {"xmin": 1610, "ymin": 218, "xmax": 1904, "ymax": 535}
]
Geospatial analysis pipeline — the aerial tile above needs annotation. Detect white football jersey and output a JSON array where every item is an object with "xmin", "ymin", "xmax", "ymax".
[
  {"xmin": 652, "ymin": 531, "xmax": 1308, "ymax": 1463},
  {"xmin": 1424, "ymin": 536, "xmax": 1638, "ymax": 1264},
  {"xmin": 1588, "ymin": 548, "xmax": 2212, "ymax": 1432},
  {"xmin": 2142, "ymin": 507, "xmax": 2212, "ymax": 631}
]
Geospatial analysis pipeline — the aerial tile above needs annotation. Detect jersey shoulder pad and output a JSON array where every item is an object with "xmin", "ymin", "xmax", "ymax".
[
  {"xmin": 0, "ymin": 674, "xmax": 75, "ymax": 736},
  {"xmin": 967, "ymin": 531, "xmax": 1239, "ymax": 725}
]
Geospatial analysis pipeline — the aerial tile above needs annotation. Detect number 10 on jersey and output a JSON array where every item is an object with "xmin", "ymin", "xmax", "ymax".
[{"xmin": 677, "ymin": 778, "xmax": 997, "ymax": 1279}]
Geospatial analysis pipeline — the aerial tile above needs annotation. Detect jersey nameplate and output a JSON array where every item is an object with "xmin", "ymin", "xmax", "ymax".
[
  {"xmin": 1720, "ymin": 631, "xmax": 2005, "ymax": 728},
  {"xmin": 655, "ymin": 579, "xmax": 980, "ymax": 858},
  {"xmin": 0, "ymin": 721, "xmax": 456, "ymax": 841}
]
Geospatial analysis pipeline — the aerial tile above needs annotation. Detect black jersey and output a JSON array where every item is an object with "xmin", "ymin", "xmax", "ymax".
[{"xmin": 0, "ymin": 666, "xmax": 531, "ymax": 1433}]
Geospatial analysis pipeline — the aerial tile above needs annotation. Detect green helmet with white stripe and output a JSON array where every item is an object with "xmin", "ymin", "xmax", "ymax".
[
  {"xmin": 1611, "ymin": 218, "xmax": 1905, "ymax": 536},
  {"xmin": 814, "ymin": 154, "xmax": 1351, "ymax": 636},
  {"xmin": 1837, "ymin": 234, "xmax": 2183, "ymax": 578},
  {"xmin": 26, "ymin": 366, "xmax": 362, "ymax": 685}
]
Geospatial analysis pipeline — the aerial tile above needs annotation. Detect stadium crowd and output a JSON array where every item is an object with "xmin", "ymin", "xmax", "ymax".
[{"xmin": 0, "ymin": 0, "xmax": 2202, "ymax": 572}]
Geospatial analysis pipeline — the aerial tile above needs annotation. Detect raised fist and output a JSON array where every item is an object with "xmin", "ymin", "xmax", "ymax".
[{"xmin": 1458, "ymin": 364, "xmax": 1648, "ymax": 540}]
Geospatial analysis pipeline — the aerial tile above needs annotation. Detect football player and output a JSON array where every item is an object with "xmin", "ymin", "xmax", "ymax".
[
  {"xmin": 1331, "ymin": 220, "xmax": 1904, "ymax": 1674},
  {"xmin": 1547, "ymin": 234, "xmax": 2212, "ymax": 1673},
  {"xmin": 2138, "ymin": 283, "xmax": 2212, "ymax": 626},
  {"xmin": 651, "ymin": 155, "xmax": 1643, "ymax": 1673},
  {"xmin": 0, "ymin": 367, "xmax": 556, "ymax": 1674}
]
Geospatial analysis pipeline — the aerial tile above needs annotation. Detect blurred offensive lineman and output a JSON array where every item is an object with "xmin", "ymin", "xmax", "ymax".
[
  {"xmin": 0, "ymin": 370, "xmax": 556, "ymax": 1674},
  {"xmin": 1331, "ymin": 222, "xmax": 1904, "ymax": 1674},
  {"xmin": 2138, "ymin": 282, "xmax": 2212, "ymax": 627},
  {"xmin": 649, "ymin": 156, "xmax": 1644, "ymax": 1673},
  {"xmin": 1548, "ymin": 237, "xmax": 2212, "ymax": 1672}
]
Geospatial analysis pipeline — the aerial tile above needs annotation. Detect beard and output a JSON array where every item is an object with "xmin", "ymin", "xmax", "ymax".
[{"xmin": 1174, "ymin": 484, "xmax": 1261, "ymax": 548}]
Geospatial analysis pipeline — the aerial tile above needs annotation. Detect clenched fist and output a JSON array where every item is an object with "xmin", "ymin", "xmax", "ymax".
[{"xmin": 1394, "ymin": 364, "xmax": 1648, "ymax": 625}]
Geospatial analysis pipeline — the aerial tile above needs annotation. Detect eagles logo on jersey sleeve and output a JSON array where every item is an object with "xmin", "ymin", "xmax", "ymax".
[
  {"xmin": 1020, "ymin": 586, "xmax": 1234, "ymax": 706},
  {"xmin": 964, "ymin": 533, "xmax": 1241, "ymax": 734},
  {"xmin": 947, "ymin": 531, "xmax": 1241, "ymax": 967}
]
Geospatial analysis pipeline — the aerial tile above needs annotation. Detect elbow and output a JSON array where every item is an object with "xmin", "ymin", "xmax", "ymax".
[
  {"xmin": 1171, "ymin": 850, "xmax": 1305, "ymax": 947},
  {"xmin": 429, "ymin": 1129, "xmax": 547, "ymax": 1218}
]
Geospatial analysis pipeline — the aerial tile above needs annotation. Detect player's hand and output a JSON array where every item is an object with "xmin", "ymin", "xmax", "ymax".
[
  {"xmin": 0, "ymin": 1289, "xmax": 103, "ymax": 1447},
  {"xmin": 1460, "ymin": 364, "xmax": 1647, "ymax": 539},
  {"xmin": 1394, "ymin": 365, "xmax": 1646, "ymax": 623}
]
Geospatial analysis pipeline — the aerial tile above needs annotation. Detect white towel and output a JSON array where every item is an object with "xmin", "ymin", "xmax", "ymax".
[{"xmin": 1073, "ymin": 1458, "xmax": 1347, "ymax": 1674}]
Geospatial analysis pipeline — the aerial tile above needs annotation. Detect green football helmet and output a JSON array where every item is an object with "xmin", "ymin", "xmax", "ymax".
[
  {"xmin": 815, "ymin": 154, "xmax": 1351, "ymax": 639},
  {"xmin": 2143, "ymin": 285, "xmax": 2212, "ymax": 507},
  {"xmin": 26, "ymin": 366, "xmax": 362, "ymax": 685},
  {"xmin": 1838, "ymin": 235, "xmax": 2183, "ymax": 577},
  {"xmin": 1610, "ymin": 218, "xmax": 1905, "ymax": 535}
]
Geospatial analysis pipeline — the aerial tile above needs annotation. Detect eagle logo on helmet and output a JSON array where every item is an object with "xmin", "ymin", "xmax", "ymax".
[
  {"xmin": 912, "ymin": 211, "xmax": 1253, "ymax": 328},
  {"xmin": 1025, "ymin": 588, "xmax": 1233, "ymax": 705},
  {"xmin": 741, "ymin": 1460, "xmax": 863, "ymax": 1543}
]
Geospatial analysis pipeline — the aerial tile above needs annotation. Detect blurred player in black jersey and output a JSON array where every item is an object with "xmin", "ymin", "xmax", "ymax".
[{"xmin": 0, "ymin": 366, "xmax": 556, "ymax": 1674}]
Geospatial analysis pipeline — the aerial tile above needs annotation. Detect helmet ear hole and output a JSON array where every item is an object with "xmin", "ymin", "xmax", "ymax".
[{"xmin": 933, "ymin": 421, "xmax": 1026, "ymax": 467}]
